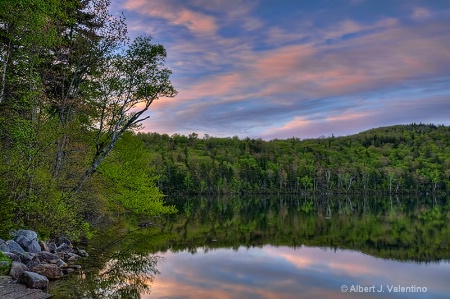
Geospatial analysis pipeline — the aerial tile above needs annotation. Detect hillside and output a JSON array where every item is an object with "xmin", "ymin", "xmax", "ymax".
[{"xmin": 137, "ymin": 123, "xmax": 450, "ymax": 195}]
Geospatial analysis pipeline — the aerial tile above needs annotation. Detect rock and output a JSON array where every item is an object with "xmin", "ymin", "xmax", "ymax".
[
  {"xmin": 15, "ymin": 233, "xmax": 41, "ymax": 253},
  {"xmin": 67, "ymin": 253, "xmax": 81, "ymax": 262},
  {"xmin": 35, "ymin": 251, "xmax": 60, "ymax": 264},
  {"xmin": 32, "ymin": 263, "xmax": 63, "ymax": 280},
  {"xmin": 0, "ymin": 240, "xmax": 25, "ymax": 254},
  {"xmin": 77, "ymin": 249, "xmax": 89, "ymax": 257},
  {"xmin": 39, "ymin": 240, "xmax": 50, "ymax": 252},
  {"xmin": 47, "ymin": 242, "xmax": 57, "ymax": 253},
  {"xmin": 25, "ymin": 256, "xmax": 41, "ymax": 271},
  {"xmin": 62, "ymin": 267, "xmax": 75, "ymax": 275},
  {"xmin": 3, "ymin": 251, "xmax": 20, "ymax": 262},
  {"xmin": 12, "ymin": 250, "xmax": 34, "ymax": 263},
  {"xmin": 19, "ymin": 271, "xmax": 49, "ymax": 289},
  {"xmin": 56, "ymin": 237, "xmax": 73, "ymax": 248},
  {"xmin": 16, "ymin": 229, "xmax": 38, "ymax": 241},
  {"xmin": 70, "ymin": 265, "xmax": 82, "ymax": 270},
  {"xmin": 55, "ymin": 259, "xmax": 68, "ymax": 268},
  {"xmin": 9, "ymin": 261, "xmax": 28, "ymax": 280},
  {"xmin": 55, "ymin": 243, "xmax": 73, "ymax": 254}
]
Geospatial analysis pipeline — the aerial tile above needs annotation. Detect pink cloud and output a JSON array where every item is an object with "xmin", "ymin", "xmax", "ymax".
[
  {"xmin": 412, "ymin": 7, "xmax": 431, "ymax": 20},
  {"xmin": 123, "ymin": 0, "xmax": 217, "ymax": 35}
]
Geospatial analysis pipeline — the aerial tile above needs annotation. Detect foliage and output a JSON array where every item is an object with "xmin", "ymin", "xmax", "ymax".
[
  {"xmin": 0, "ymin": 0, "xmax": 176, "ymax": 238},
  {"xmin": 99, "ymin": 132, "xmax": 177, "ymax": 216},
  {"xmin": 137, "ymin": 124, "xmax": 450, "ymax": 195},
  {"xmin": 0, "ymin": 251, "xmax": 11, "ymax": 275}
]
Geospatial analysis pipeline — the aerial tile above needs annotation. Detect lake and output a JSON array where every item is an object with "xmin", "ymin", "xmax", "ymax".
[{"xmin": 50, "ymin": 195, "xmax": 450, "ymax": 298}]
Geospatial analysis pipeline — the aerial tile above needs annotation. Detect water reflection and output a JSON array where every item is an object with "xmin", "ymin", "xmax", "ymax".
[
  {"xmin": 49, "ymin": 195, "xmax": 450, "ymax": 298},
  {"xmin": 50, "ymin": 227, "xmax": 166, "ymax": 299},
  {"xmin": 149, "ymin": 246, "xmax": 450, "ymax": 299}
]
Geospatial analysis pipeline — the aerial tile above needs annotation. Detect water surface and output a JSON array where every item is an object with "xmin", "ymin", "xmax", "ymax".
[
  {"xmin": 50, "ymin": 195, "xmax": 450, "ymax": 298},
  {"xmin": 150, "ymin": 245, "xmax": 450, "ymax": 299}
]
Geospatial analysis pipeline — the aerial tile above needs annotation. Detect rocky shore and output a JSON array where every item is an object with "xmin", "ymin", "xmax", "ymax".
[{"xmin": 0, "ymin": 229, "xmax": 88, "ymax": 293}]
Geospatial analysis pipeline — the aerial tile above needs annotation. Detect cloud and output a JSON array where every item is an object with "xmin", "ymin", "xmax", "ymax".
[
  {"xmin": 116, "ymin": 1, "xmax": 450, "ymax": 139},
  {"xmin": 412, "ymin": 7, "xmax": 431, "ymax": 20},
  {"xmin": 123, "ymin": 0, "xmax": 218, "ymax": 35}
]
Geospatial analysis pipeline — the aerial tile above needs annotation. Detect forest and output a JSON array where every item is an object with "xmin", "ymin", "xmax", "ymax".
[
  {"xmin": 0, "ymin": 0, "xmax": 449, "ymax": 241},
  {"xmin": 137, "ymin": 123, "xmax": 450, "ymax": 195},
  {"xmin": 0, "ymin": 0, "xmax": 176, "ymax": 239}
]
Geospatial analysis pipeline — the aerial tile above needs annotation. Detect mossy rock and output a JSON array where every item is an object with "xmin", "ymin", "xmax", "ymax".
[{"xmin": 0, "ymin": 251, "xmax": 11, "ymax": 275}]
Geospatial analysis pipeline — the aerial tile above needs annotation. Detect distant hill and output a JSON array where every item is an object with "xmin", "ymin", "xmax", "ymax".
[{"xmin": 137, "ymin": 123, "xmax": 450, "ymax": 195}]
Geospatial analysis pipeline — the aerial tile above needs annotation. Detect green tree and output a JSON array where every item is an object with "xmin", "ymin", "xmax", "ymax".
[{"xmin": 99, "ymin": 132, "xmax": 176, "ymax": 216}]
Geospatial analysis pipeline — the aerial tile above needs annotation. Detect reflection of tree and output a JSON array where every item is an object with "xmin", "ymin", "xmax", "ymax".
[
  {"xmin": 50, "ymin": 227, "xmax": 169, "ymax": 299},
  {"xmin": 88, "ymin": 251, "xmax": 162, "ymax": 299},
  {"xmin": 159, "ymin": 195, "xmax": 450, "ymax": 263}
]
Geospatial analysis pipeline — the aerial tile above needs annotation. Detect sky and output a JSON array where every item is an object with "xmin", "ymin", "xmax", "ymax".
[{"xmin": 110, "ymin": 0, "xmax": 450, "ymax": 140}]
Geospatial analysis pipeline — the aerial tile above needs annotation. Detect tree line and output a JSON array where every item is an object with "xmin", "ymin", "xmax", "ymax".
[{"xmin": 137, "ymin": 123, "xmax": 450, "ymax": 195}]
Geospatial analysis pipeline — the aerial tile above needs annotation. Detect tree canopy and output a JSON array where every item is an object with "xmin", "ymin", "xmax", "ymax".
[{"xmin": 0, "ymin": 0, "xmax": 177, "ymax": 239}]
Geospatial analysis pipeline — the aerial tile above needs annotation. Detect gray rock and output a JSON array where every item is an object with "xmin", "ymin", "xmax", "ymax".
[
  {"xmin": 62, "ymin": 267, "xmax": 75, "ymax": 275},
  {"xmin": 16, "ymin": 229, "xmax": 38, "ymax": 241},
  {"xmin": 19, "ymin": 271, "xmax": 49, "ymax": 289},
  {"xmin": 55, "ymin": 259, "xmax": 68, "ymax": 268},
  {"xmin": 32, "ymin": 263, "xmax": 63, "ymax": 280},
  {"xmin": 56, "ymin": 237, "xmax": 72, "ymax": 248},
  {"xmin": 15, "ymin": 234, "xmax": 41, "ymax": 253},
  {"xmin": 11, "ymin": 250, "xmax": 34, "ymax": 263},
  {"xmin": 35, "ymin": 251, "xmax": 60, "ymax": 264},
  {"xmin": 47, "ymin": 242, "xmax": 57, "ymax": 253},
  {"xmin": 9, "ymin": 261, "xmax": 28, "ymax": 280},
  {"xmin": 0, "ymin": 240, "xmax": 25, "ymax": 254},
  {"xmin": 67, "ymin": 253, "xmax": 81, "ymax": 262},
  {"xmin": 25, "ymin": 256, "xmax": 41, "ymax": 271},
  {"xmin": 55, "ymin": 243, "xmax": 73, "ymax": 254},
  {"xmin": 77, "ymin": 249, "xmax": 89, "ymax": 257}
]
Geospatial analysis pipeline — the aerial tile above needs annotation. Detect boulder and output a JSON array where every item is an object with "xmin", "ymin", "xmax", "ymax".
[
  {"xmin": 35, "ymin": 251, "xmax": 60, "ymax": 264},
  {"xmin": 47, "ymin": 242, "xmax": 57, "ymax": 253},
  {"xmin": 67, "ymin": 253, "xmax": 81, "ymax": 262},
  {"xmin": 55, "ymin": 243, "xmax": 73, "ymax": 254},
  {"xmin": 0, "ymin": 240, "xmax": 25, "ymax": 254},
  {"xmin": 11, "ymin": 250, "xmax": 34, "ymax": 263},
  {"xmin": 32, "ymin": 263, "xmax": 63, "ymax": 280},
  {"xmin": 39, "ymin": 240, "xmax": 50, "ymax": 252},
  {"xmin": 19, "ymin": 271, "xmax": 49, "ymax": 289},
  {"xmin": 16, "ymin": 229, "xmax": 38, "ymax": 241},
  {"xmin": 56, "ymin": 259, "xmax": 68, "ymax": 268},
  {"xmin": 56, "ymin": 237, "xmax": 73, "ymax": 248},
  {"xmin": 9, "ymin": 261, "xmax": 28, "ymax": 280},
  {"xmin": 77, "ymin": 249, "xmax": 89, "ymax": 257},
  {"xmin": 25, "ymin": 256, "xmax": 41, "ymax": 271},
  {"xmin": 62, "ymin": 267, "xmax": 75, "ymax": 275},
  {"xmin": 14, "ymin": 231, "xmax": 41, "ymax": 253}
]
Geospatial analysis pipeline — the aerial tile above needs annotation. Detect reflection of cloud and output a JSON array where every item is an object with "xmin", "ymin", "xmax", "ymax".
[{"xmin": 145, "ymin": 246, "xmax": 450, "ymax": 298}]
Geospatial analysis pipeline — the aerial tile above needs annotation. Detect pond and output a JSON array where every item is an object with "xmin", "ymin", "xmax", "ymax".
[{"xmin": 50, "ymin": 195, "xmax": 450, "ymax": 298}]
